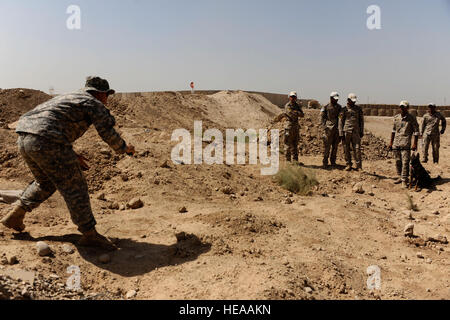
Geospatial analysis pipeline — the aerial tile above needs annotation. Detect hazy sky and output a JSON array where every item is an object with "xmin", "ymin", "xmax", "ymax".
[{"xmin": 1, "ymin": 0, "xmax": 450, "ymax": 104}]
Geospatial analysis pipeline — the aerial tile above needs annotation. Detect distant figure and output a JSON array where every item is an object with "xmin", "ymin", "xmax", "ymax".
[
  {"xmin": 421, "ymin": 103, "xmax": 446, "ymax": 164},
  {"xmin": 282, "ymin": 91, "xmax": 304, "ymax": 163},
  {"xmin": 389, "ymin": 101, "xmax": 420, "ymax": 188},
  {"xmin": 321, "ymin": 92, "xmax": 342, "ymax": 168},
  {"xmin": 1, "ymin": 77, "xmax": 135, "ymax": 251},
  {"xmin": 339, "ymin": 93, "xmax": 364, "ymax": 171}
]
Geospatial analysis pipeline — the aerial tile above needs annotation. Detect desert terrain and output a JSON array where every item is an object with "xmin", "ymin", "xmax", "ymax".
[{"xmin": 0, "ymin": 89, "xmax": 448, "ymax": 300}]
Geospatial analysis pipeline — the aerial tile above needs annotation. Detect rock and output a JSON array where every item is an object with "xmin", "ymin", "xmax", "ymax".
[
  {"xmin": 98, "ymin": 254, "xmax": 111, "ymax": 264},
  {"xmin": 416, "ymin": 252, "xmax": 424, "ymax": 259},
  {"xmin": 352, "ymin": 183, "xmax": 365, "ymax": 194},
  {"xmin": 426, "ymin": 235, "xmax": 448, "ymax": 244},
  {"xmin": 160, "ymin": 160, "xmax": 171, "ymax": 169},
  {"xmin": 119, "ymin": 205, "xmax": 126, "ymax": 211},
  {"xmin": 403, "ymin": 210, "xmax": 413, "ymax": 220},
  {"xmin": 178, "ymin": 206, "xmax": 188, "ymax": 213},
  {"xmin": 126, "ymin": 290, "xmax": 137, "ymax": 299},
  {"xmin": 221, "ymin": 186, "xmax": 234, "ymax": 195},
  {"xmin": 97, "ymin": 193, "xmax": 106, "ymax": 201},
  {"xmin": 36, "ymin": 241, "xmax": 52, "ymax": 257},
  {"xmin": 121, "ymin": 174, "xmax": 129, "ymax": 182},
  {"xmin": 304, "ymin": 287, "xmax": 313, "ymax": 294},
  {"xmin": 61, "ymin": 244, "xmax": 74, "ymax": 254},
  {"xmin": 425, "ymin": 258, "xmax": 432, "ymax": 264},
  {"xmin": 404, "ymin": 224, "xmax": 414, "ymax": 237},
  {"xmin": 99, "ymin": 149, "xmax": 111, "ymax": 157},
  {"xmin": 7, "ymin": 256, "xmax": 18, "ymax": 265},
  {"xmin": 108, "ymin": 202, "xmax": 120, "ymax": 210},
  {"xmin": 127, "ymin": 198, "xmax": 144, "ymax": 210},
  {"xmin": 431, "ymin": 210, "xmax": 440, "ymax": 215},
  {"xmin": 284, "ymin": 198, "xmax": 293, "ymax": 205}
]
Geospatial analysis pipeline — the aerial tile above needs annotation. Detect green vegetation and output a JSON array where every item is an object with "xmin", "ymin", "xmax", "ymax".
[{"xmin": 274, "ymin": 164, "xmax": 319, "ymax": 195}]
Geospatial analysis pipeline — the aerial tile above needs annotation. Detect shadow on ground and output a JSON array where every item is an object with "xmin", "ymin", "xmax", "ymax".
[{"xmin": 12, "ymin": 232, "xmax": 211, "ymax": 277}]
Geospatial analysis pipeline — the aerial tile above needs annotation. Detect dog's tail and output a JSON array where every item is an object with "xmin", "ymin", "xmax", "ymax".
[{"xmin": 432, "ymin": 175, "xmax": 442, "ymax": 182}]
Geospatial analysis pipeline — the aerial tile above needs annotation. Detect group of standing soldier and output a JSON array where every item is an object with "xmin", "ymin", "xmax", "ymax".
[
  {"xmin": 282, "ymin": 91, "xmax": 365, "ymax": 171},
  {"xmin": 282, "ymin": 91, "xmax": 446, "ymax": 187}
]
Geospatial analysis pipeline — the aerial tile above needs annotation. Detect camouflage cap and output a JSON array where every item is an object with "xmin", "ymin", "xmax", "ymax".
[{"xmin": 84, "ymin": 76, "xmax": 115, "ymax": 95}]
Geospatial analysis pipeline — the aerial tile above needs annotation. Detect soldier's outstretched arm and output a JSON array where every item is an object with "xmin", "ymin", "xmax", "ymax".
[{"xmin": 87, "ymin": 100, "xmax": 128, "ymax": 154}]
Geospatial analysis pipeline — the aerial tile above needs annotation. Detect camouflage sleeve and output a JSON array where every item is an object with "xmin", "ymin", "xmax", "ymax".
[
  {"xmin": 440, "ymin": 113, "xmax": 447, "ymax": 132},
  {"xmin": 338, "ymin": 109, "xmax": 345, "ymax": 137},
  {"xmin": 320, "ymin": 107, "xmax": 327, "ymax": 128},
  {"xmin": 298, "ymin": 105, "xmax": 305, "ymax": 118},
  {"xmin": 87, "ymin": 100, "xmax": 127, "ymax": 154},
  {"xmin": 412, "ymin": 115, "xmax": 420, "ymax": 136},
  {"xmin": 359, "ymin": 107, "xmax": 364, "ymax": 136},
  {"xmin": 421, "ymin": 117, "xmax": 427, "ymax": 135}
]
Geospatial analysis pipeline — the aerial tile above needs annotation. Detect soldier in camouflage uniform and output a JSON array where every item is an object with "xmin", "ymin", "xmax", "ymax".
[
  {"xmin": 339, "ymin": 93, "xmax": 364, "ymax": 171},
  {"xmin": 282, "ymin": 92, "xmax": 304, "ymax": 162},
  {"xmin": 421, "ymin": 103, "xmax": 446, "ymax": 164},
  {"xmin": 1, "ymin": 77, "xmax": 135, "ymax": 250},
  {"xmin": 321, "ymin": 92, "xmax": 342, "ymax": 168},
  {"xmin": 389, "ymin": 101, "xmax": 420, "ymax": 188}
]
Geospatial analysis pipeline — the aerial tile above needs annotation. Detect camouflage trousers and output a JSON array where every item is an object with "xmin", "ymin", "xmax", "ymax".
[
  {"xmin": 343, "ymin": 131, "xmax": 362, "ymax": 168},
  {"xmin": 422, "ymin": 134, "xmax": 440, "ymax": 163},
  {"xmin": 322, "ymin": 128, "xmax": 340, "ymax": 165},
  {"xmin": 16, "ymin": 134, "xmax": 96, "ymax": 233},
  {"xmin": 284, "ymin": 126, "xmax": 299, "ymax": 162},
  {"xmin": 394, "ymin": 149, "xmax": 411, "ymax": 182}
]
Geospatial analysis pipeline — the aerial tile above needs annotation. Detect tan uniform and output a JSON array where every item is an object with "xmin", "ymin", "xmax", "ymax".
[
  {"xmin": 339, "ymin": 104, "xmax": 364, "ymax": 169},
  {"xmin": 321, "ymin": 103, "xmax": 342, "ymax": 166},
  {"xmin": 392, "ymin": 113, "xmax": 420, "ymax": 181},
  {"xmin": 421, "ymin": 112, "xmax": 446, "ymax": 163},
  {"xmin": 283, "ymin": 101, "xmax": 304, "ymax": 162}
]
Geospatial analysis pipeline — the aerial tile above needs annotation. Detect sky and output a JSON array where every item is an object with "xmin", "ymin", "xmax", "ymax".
[{"xmin": 1, "ymin": 0, "xmax": 450, "ymax": 105}]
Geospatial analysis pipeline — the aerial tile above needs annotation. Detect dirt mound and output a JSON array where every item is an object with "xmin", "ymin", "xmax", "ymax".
[
  {"xmin": 269, "ymin": 110, "xmax": 390, "ymax": 161},
  {"xmin": 0, "ymin": 89, "xmax": 51, "ymax": 127},
  {"xmin": 207, "ymin": 91, "xmax": 281, "ymax": 129}
]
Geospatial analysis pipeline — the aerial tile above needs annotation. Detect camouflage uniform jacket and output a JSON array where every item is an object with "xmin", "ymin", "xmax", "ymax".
[
  {"xmin": 321, "ymin": 103, "xmax": 342, "ymax": 132},
  {"xmin": 16, "ymin": 89, "xmax": 127, "ymax": 154},
  {"xmin": 392, "ymin": 113, "xmax": 420, "ymax": 149},
  {"xmin": 339, "ymin": 105, "xmax": 364, "ymax": 137},
  {"xmin": 283, "ymin": 101, "xmax": 304, "ymax": 129},
  {"xmin": 421, "ymin": 112, "xmax": 446, "ymax": 136}
]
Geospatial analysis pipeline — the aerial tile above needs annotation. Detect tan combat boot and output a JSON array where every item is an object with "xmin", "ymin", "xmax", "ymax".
[
  {"xmin": 78, "ymin": 229, "xmax": 118, "ymax": 251},
  {"xmin": 1, "ymin": 205, "xmax": 26, "ymax": 232}
]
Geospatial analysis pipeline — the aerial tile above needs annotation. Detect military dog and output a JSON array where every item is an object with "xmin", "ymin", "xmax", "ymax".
[{"xmin": 409, "ymin": 153, "xmax": 441, "ymax": 191}]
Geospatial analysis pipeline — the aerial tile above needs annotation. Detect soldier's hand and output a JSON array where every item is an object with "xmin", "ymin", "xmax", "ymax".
[
  {"xmin": 411, "ymin": 144, "xmax": 417, "ymax": 151},
  {"xmin": 77, "ymin": 154, "xmax": 90, "ymax": 171},
  {"xmin": 125, "ymin": 144, "xmax": 136, "ymax": 156}
]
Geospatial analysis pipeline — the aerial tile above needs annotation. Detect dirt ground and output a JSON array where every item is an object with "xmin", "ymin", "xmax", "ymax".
[{"xmin": 0, "ymin": 89, "xmax": 448, "ymax": 300}]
